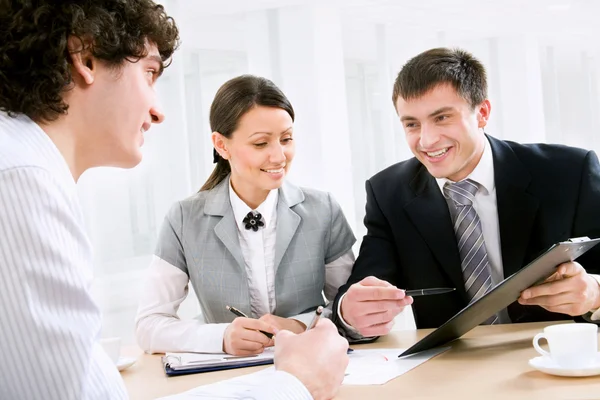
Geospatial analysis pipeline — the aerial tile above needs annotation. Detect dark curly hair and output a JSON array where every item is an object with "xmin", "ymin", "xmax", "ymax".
[{"xmin": 0, "ymin": 0, "xmax": 180, "ymax": 122}]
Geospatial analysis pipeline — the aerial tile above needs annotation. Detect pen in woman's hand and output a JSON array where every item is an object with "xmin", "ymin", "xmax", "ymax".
[
  {"xmin": 226, "ymin": 305, "xmax": 274, "ymax": 339},
  {"xmin": 305, "ymin": 306, "xmax": 324, "ymax": 331},
  {"xmin": 226, "ymin": 305, "xmax": 247, "ymax": 318}
]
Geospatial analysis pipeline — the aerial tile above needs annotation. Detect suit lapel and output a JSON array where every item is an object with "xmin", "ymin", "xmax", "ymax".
[
  {"xmin": 204, "ymin": 178, "xmax": 246, "ymax": 273},
  {"xmin": 273, "ymin": 181, "xmax": 303, "ymax": 274},
  {"xmin": 488, "ymin": 136, "xmax": 539, "ymax": 278},
  {"xmin": 404, "ymin": 166, "xmax": 468, "ymax": 301}
]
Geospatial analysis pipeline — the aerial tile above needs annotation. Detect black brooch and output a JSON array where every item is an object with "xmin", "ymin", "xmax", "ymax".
[{"xmin": 243, "ymin": 211, "xmax": 264, "ymax": 231}]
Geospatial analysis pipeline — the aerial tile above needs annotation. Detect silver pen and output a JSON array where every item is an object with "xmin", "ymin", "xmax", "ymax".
[{"xmin": 305, "ymin": 305, "xmax": 324, "ymax": 331}]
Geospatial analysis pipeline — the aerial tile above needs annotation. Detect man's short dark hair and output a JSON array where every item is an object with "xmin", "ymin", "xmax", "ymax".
[
  {"xmin": 392, "ymin": 47, "xmax": 488, "ymax": 109},
  {"xmin": 0, "ymin": 0, "xmax": 180, "ymax": 122}
]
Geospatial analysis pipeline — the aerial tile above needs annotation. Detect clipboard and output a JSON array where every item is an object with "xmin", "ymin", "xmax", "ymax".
[
  {"xmin": 399, "ymin": 237, "xmax": 600, "ymax": 357},
  {"xmin": 162, "ymin": 350, "xmax": 274, "ymax": 376}
]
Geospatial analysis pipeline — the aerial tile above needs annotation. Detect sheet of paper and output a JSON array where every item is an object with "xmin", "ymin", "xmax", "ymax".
[
  {"xmin": 157, "ymin": 346, "xmax": 449, "ymax": 398},
  {"xmin": 157, "ymin": 368, "xmax": 277, "ymax": 399},
  {"xmin": 343, "ymin": 346, "xmax": 450, "ymax": 385}
]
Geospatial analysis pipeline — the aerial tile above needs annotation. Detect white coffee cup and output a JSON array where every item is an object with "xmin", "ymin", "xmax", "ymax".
[
  {"xmin": 99, "ymin": 337, "xmax": 121, "ymax": 365},
  {"xmin": 533, "ymin": 323, "xmax": 598, "ymax": 369}
]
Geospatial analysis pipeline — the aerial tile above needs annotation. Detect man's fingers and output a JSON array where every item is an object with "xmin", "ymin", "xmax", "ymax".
[
  {"xmin": 358, "ymin": 320, "xmax": 395, "ymax": 337},
  {"xmin": 312, "ymin": 318, "xmax": 338, "ymax": 332},
  {"xmin": 556, "ymin": 261, "xmax": 584, "ymax": 277},
  {"xmin": 274, "ymin": 329, "xmax": 298, "ymax": 349},
  {"xmin": 350, "ymin": 299, "xmax": 409, "ymax": 317},
  {"xmin": 353, "ymin": 309, "xmax": 401, "ymax": 328},
  {"xmin": 522, "ymin": 276, "xmax": 575, "ymax": 299},
  {"xmin": 519, "ymin": 293, "xmax": 577, "ymax": 308},
  {"xmin": 275, "ymin": 330, "xmax": 294, "ymax": 340},
  {"xmin": 351, "ymin": 285, "xmax": 405, "ymax": 302},
  {"xmin": 359, "ymin": 276, "xmax": 394, "ymax": 287}
]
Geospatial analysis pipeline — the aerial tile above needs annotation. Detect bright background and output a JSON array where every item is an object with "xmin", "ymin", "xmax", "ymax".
[{"xmin": 77, "ymin": 0, "xmax": 600, "ymax": 344}]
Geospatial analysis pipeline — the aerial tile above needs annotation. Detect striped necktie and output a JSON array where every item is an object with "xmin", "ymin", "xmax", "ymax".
[{"xmin": 444, "ymin": 179, "xmax": 498, "ymax": 324}]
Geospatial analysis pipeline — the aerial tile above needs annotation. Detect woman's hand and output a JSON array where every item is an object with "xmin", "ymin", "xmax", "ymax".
[
  {"xmin": 259, "ymin": 314, "xmax": 306, "ymax": 334},
  {"xmin": 223, "ymin": 317, "xmax": 275, "ymax": 355}
]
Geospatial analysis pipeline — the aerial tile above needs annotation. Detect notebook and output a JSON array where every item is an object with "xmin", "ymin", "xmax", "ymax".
[{"xmin": 162, "ymin": 348, "xmax": 274, "ymax": 376}]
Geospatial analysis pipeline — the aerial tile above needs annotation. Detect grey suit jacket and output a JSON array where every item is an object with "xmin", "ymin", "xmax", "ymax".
[{"xmin": 154, "ymin": 177, "xmax": 356, "ymax": 324}]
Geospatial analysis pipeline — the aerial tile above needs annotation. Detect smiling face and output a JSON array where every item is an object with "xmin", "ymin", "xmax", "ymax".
[
  {"xmin": 213, "ymin": 105, "xmax": 295, "ymax": 206},
  {"xmin": 396, "ymin": 83, "xmax": 491, "ymax": 182},
  {"xmin": 76, "ymin": 43, "xmax": 165, "ymax": 169}
]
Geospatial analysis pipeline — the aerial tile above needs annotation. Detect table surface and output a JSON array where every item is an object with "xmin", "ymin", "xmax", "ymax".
[{"xmin": 122, "ymin": 321, "xmax": 600, "ymax": 399}]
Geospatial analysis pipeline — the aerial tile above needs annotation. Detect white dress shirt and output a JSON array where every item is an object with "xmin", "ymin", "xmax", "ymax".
[
  {"xmin": 0, "ymin": 113, "xmax": 127, "ymax": 400},
  {"xmin": 135, "ymin": 182, "xmax": 355, "ymax": 354},
  {"xmin": 229, "ymin": 183, "xmax": 279, "ymax": 317},
  {"xmin": 436, "ymin": 138, "xmax": 503, "ymax": 291}
]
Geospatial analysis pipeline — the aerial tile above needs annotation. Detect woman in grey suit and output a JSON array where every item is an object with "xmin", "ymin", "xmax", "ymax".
[{"xmin": 135, "ymin": 75, "xmax": 356, "ymax": 356}]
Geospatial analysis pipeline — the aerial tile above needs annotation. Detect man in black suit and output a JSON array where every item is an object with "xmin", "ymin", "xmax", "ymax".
[{"xmin": 334, "ymin": 47, "xmax": 600, "ymax": 339}]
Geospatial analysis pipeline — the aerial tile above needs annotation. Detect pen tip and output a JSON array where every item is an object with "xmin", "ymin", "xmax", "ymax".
[{"xmin": 225, "ymin": 305, "xmax": 231, "ymax": 311}]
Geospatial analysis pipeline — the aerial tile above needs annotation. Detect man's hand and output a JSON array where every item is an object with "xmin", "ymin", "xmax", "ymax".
[
  {"xmin": 275, "ymin": 319, "xmax": 349, "ymax": 400},
  {"xmin": 340, "ymin": 276, "xmax": 413, "ymax": 337},
  {"xmin": 518, "ymin": 262, "xmax": 600, "ymax": 316},
  {"xmin": 259, "ymin": 313, "xmax": 306, "ymax": 334}
]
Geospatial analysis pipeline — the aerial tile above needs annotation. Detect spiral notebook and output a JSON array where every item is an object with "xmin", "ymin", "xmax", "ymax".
[{"xmin": 161, "ymin": 348, "xmax": 275, "ymax": 376}]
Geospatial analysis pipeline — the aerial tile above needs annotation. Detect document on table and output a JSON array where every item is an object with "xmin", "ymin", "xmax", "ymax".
[
  {"xmin": 344, "ymin": 346, "xmax": 449, "ymax": 385},
  {"xmin": 157, "ymin": 367, "xmax": 280, "ymax": 399},
  {"xmin": 157, "ymin": 346, "xmax": 449, "ymax": 399}
]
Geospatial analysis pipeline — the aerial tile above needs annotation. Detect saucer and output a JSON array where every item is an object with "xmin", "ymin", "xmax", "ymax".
[
  {"xmin": 117, "ymin": 357, "xmax": 136, "ymax": 372},
  {"xmin": 529, "ymin": 354, "xmax": 600, "ymax": 377}
]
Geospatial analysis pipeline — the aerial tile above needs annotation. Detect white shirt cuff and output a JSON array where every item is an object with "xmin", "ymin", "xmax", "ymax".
[
  {"xmin": 336, "ymin": 293, "xmax": 376, "ymax": 343},
  {"xmin": 242, "ymin": 370, "xmax": 312, "ymax": 400},
  {"xmin": 336, "ymin": 293, "xmax": 360, "ymax": 333}
]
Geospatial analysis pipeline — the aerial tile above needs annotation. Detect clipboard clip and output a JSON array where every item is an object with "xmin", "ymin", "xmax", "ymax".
[{"xmin": 567, "ymin": 237, "xmax": 590, "ymax": 243}]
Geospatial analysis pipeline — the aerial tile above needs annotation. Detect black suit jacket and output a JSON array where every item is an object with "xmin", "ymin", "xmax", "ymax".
[{"xmin": 334, "ymin": 135, "xmax": 600, "ymax": 329}]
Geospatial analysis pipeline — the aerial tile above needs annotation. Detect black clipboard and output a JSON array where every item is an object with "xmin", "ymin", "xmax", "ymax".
[{"xmin": 399, "ymin": 237, "xmax": 600, "ymax": 357}]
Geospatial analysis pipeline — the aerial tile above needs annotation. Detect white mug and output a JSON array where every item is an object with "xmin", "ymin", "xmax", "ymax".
[
  {"xmin": 99, "ymin": 337, "xmax": 121, "ymax": 365},
  {"xmin": 533, "ymin": 323, "xmax": 598, "ymax": 369}
]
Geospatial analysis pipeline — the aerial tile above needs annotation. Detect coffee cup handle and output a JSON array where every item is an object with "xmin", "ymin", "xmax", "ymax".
[{"xmin": 533, "ymin": 333, "xmax": 551, "ymax": 358}]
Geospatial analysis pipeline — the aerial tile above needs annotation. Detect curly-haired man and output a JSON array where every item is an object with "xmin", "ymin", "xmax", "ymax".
[
  {"xmin": 0, "ymin": 2, "xmax": 351, "ymax": 400},
  {"xmin": 0, "ymin": 1, "xmax": 177, "ymax": 398}
]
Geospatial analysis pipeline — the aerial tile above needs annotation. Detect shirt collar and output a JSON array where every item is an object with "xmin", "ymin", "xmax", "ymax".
[
  {"xmin": 435, "ymin": 136, "xmax": 495, "ymax": 195},
  {"xmin": 228, "ymin": 179, "xmax": 278, "ymax": 230},
  {"xmin": 0, "ymin": 112, "xmax": 75, "ymax": 192}
]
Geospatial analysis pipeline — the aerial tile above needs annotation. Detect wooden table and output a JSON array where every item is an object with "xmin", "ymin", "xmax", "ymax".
[{"xmin": 122, "ymin": 321, "xmax": 600, "ymax": 399}]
